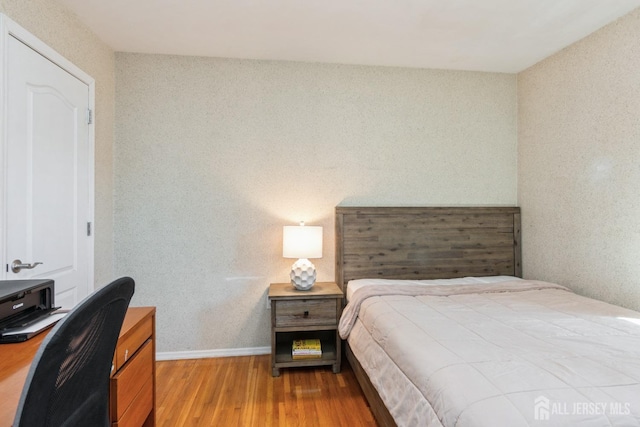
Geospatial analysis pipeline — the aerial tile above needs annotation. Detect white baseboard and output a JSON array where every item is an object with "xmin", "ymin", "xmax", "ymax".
[{"xmin": 156, "ymin": 346, "xmax": 270, "ymax": 361}]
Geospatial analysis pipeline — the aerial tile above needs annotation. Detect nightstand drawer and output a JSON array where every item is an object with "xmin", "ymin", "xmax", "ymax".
[{"xmin": 275, "ymin": 299, "xmax": 337, "ymax": 327}]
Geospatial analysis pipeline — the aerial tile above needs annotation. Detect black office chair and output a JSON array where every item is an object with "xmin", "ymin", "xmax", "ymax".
[{"xmin": 13, "ymin": 277, "xmax": 135, "ymax": 427}]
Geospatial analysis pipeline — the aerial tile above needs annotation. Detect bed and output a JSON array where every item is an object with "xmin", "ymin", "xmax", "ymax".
[{"xmin": 335, "ymin": 206, "xmax": 640, "ymax": 427}]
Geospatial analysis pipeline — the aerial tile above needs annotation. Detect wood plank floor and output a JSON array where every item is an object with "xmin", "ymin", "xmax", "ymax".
[{"xmin": 155, "ymin": 355, "xmax": 377, "ymax": 426}]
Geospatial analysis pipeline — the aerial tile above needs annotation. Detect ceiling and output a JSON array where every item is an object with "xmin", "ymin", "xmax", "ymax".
[{"xmin": 55, "ymin": 0, "xmax": 640, "ymax": 73}]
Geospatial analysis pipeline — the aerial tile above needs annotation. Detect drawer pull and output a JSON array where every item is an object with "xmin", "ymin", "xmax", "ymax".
[
  {"xmin": 303, "ymin": 311, "xmax": 309, "ymax": 318},
  {"xmin": 124, "ymin": 349, "xmax": 129, "ymax": 362}
]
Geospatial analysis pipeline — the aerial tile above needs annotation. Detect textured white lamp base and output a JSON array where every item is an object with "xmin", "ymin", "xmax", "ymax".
[{"xmin": 290, "ymin": 258, "xmax": 317, "ymax": 290}]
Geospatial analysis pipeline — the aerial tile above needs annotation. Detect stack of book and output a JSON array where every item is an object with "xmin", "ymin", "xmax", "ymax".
[{"xmin": 292, "ymin": 338, "xmax": 322, "ymax": 360}]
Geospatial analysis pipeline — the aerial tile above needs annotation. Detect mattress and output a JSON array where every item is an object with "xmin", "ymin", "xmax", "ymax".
[{"xmin": 340, "ymin": 278, "xmax": 640, "ymax": 427}]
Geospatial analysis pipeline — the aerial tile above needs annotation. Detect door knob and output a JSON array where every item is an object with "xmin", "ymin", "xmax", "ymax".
[{"xmin": 11, "ymin": 259, "xmax": 43, "ymax": 273}]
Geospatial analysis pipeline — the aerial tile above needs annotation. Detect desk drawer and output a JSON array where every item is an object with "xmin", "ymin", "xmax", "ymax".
[
  {"xmin": 115, "ymin": 315, "xmax": 152, "ymax": 371},
  {"xmin": 275, "ymin": 299, "xmax": 337, "ymax": 327},
  {"xmin": 111, "ymin": 339, "xmax": 153, "ymax": 421},
  {"xmin": 113, "ymin": 376, "xmax": 153, "ymax": 427}
]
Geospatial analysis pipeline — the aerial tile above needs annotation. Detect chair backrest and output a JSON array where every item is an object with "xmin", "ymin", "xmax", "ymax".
[{"xmin": 13, "ymin": 277, "xmax": 135, "ymax": 427}]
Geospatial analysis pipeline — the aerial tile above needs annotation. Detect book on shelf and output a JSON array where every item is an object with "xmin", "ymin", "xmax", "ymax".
[
  {"xmin": 292, "ymin": 338, "xmax": 322, "ymax": 360},
  {"xmin": 292, "ymin": 339, "xmax": 321, "ymax": 350}
]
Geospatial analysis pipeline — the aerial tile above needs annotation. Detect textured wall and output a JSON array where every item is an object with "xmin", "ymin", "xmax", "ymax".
[
  {"xmin": 0, "ymin": 0, "xmax": 115, "ymax": 286},
  {"xmin": 518, "ymin": 9, "xmax": 640, "ymax": 310},
  {"xmin": 115, "ymin": 53, "xmax": 517, "ymax": 352}
]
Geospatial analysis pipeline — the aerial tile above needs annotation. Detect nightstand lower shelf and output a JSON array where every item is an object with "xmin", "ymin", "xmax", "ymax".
[{"xmin": 274, "ymin": 330, "xmax": 337, "ymax": 366}]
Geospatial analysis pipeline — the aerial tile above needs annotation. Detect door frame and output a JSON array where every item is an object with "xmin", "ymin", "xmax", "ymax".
[{"xmin": 0, "ymin": 14, "xmax": 95, "ymax": 287}]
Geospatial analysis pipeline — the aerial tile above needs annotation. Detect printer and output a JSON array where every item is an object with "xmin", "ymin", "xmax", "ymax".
[{"xmin": 0, "ymin": 279, "xmax": 64, "ymax": 343}]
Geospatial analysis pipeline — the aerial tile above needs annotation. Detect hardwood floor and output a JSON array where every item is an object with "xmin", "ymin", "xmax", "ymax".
[{"xmin": 155, "ymin": 355, "xmax": 377, "ymax": 426}]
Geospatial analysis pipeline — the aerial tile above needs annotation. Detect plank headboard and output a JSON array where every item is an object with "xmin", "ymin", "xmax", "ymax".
[{"xmin": 335, "ymin": 206, "xmax": 521, "ymax": 292}]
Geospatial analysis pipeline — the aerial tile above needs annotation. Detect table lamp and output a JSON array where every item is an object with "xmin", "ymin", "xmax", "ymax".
[{"xmin": 283, "ymin": 222, "xmax": 323, "ymax": 290}]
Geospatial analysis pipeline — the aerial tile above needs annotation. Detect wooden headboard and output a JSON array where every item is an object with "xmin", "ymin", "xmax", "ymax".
[{"xmin": 335, "ymin": 206, "xmax": 521, "ymax": 292}]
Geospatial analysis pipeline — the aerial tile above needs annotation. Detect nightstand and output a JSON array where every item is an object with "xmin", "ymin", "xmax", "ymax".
[{"xmin": 269, "ymin": 282, "xmax": 343, "ymax": 377}]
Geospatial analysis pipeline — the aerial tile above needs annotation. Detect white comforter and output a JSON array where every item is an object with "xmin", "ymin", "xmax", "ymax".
[{"xmin": 339, "ymin": 280, "xmax": 640, "ymax": 426}]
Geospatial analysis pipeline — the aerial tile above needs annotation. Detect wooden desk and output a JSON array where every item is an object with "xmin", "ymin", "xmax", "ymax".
[{"xmin": 0, "ymin": 306, "xmax": 156, "ymax": 427}]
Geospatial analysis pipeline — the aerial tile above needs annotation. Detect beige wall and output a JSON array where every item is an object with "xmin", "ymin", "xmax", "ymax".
[
  {"xmin": 114, "ymin": 53, "xmax": 517, "ymax": 352},
  {"xmin": 0, "ymin": 0, "xmax": 116, "ymax": 286},
  {"xmin": 518, "ymin": 9, "xmax": 640, "ymax": 310}
]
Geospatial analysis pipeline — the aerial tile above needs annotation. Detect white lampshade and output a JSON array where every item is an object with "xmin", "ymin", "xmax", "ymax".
[{"xmin": 282, "ymin": 224, "xmax": 323, "ymax": 259}]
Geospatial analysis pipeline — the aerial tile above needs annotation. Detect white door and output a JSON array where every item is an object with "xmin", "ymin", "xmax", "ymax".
[{"xmin": 4, "ymin": 33, "xmax": 93, "ymax": 308}]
